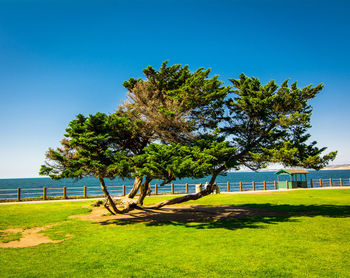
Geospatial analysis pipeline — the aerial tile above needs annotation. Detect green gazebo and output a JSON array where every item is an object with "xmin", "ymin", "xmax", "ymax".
[{"xmin": 275, "ymin": 169, "xmax": 309, "ymax": 189}]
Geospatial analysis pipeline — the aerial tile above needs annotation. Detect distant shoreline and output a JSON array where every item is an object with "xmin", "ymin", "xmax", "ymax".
[
  {"xmin": 321, "ymin": 165, "xmax": 350, "ymax": 171},
  {"xmin": 1, "ymin": 167, "xmax": 350, "ymax": 180}
]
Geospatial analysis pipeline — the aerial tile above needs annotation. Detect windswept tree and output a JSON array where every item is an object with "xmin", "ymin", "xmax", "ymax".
[
  {"xmin": 40, "ymin": 62, "xmax": 337, "ymax": 214},
  {"xmin": 126, "ymin": 70, "xmax": 337, "ymax": 209},
  {"xmin": 41, "ymin": 62, "xmax": 231, "ymax": 214}
]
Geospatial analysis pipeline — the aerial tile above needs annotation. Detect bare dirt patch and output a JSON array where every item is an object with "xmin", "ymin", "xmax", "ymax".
[
  {"xmin": 70, "ymin": 204, "xmax": 288, "ymax": 224},
  {"xmin": 0, "ymin": 224, "xmax": 71, "ymax": 248}
]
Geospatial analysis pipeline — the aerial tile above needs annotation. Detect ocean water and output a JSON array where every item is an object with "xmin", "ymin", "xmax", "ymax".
[{"xmin": 0, "ymin": 170, "xmax": 349, "ymax": 200}]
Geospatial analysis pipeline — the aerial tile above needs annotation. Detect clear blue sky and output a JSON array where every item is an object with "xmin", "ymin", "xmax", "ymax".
[{"xmin": 0, "ymin": 0, "xmax": 349, "ymax": 178}]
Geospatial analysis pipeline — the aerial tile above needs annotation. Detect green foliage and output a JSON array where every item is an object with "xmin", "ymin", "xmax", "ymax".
[
  {"xmin": 223, "ymin": 74, "xmax": 336, "ymax": 170},
  {"xmin": 123, "ymin": 61, "xmax": 229, "ymax": 142},
  {"xmin": 40, "ymin": 112, "xmax": 135, "ymax": 180},
  {"xmin": 134, "ymin": 138, "xmax": 236, "ymax": 183}
]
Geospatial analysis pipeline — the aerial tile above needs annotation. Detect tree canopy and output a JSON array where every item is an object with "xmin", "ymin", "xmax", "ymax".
[
  {"xmin": 221, "ymin": 74, "xmax": 336, "ymax": 171},
  {"xmin": 122, "ymin": 61, "xmax": 229, "ymax": 142},
  {"xmin": 40, "ymin": 61, "xmax": 337, "ymax": 214}
]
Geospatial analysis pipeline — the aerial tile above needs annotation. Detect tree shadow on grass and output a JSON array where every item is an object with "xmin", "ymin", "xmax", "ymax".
[{"xmin": 98, "ymin": 204, "xmax": 350, "ymax": 230}]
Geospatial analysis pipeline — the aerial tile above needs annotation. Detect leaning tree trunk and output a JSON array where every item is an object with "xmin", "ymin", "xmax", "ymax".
[
  {"xmin": 127, "ymin": 176, "xmax": 142, "ymax": 198},
  {"xmin": 141, "ymin": 172, "xmax": 219, "ymax": 209},
  {"xmin": 99, "ymin": 170, "xmax": 220, "ymax": 214},
  {"xmin": 98, "ymin": 177, "xmax": 136, "ymax": 214},
  {"xmin": 136, "ymin": 177, "xmax": 152, "ymax": 205},
  {"xmin": 98, "ymin": 177, "xmax": 120, "ymax": 215},
  {"xmin": 99, "ymin": 176, "xmax": 151, "ymax": 214}
]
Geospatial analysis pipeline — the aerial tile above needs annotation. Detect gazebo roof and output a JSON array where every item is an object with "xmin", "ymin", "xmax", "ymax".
[{"xmin": 275, "ymin": 169, "xmax": 309, "ymax": 175}]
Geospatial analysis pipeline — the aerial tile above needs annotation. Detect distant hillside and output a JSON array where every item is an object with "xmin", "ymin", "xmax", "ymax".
[{"xmin": 322, "ymin": 164, "xmax": 350, "ymax": 170}]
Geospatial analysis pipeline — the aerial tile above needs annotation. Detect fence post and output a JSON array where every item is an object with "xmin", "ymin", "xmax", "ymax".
[
  {"xmin": 84, "ymin": 186, "xmax": 87, "ymax": 198},
  {"xmin": 330, "ymin": 178, "xmax": 333, "ymax": 187},
  {"xmin": 63, "ymin": 186, "xmax": 67, "ymax": 199},
  {"xmin": 340, "ymin": 178, "xmax": 343, "ymax": 187},
  {"xmin": 320, "ymin": 178, "xmax": 323, "ymax": 188},
  {"xmin": 252, "ymin": 181, "xmax": 256, "ymax": 191},
  {"xmin": 214, "ymin": 182, "xmax": 220, "ymax": 194},
  {"xmin": 186, "ymin": 183, "xmax": 189, "ymax": 194},
  {"xmin": 195, "ymin": 183, "xmax": 203, "ymax": 193},
  {"xmin": 122, "ymin": 185, "xmax": 126, "ymax": 196},
  {"xmin": 43, "ymin": 187, "xmax": 47, "ymax": 200},
  {"xmin": 17, "ymin": 188, "xmax": 21, "ymax": 202},
  {"xmin": 274, "ymin": 180, "xmax": 277, "ymax": 190},
  {"xmin": 310, "ymin": 179, "xmax": 313, "ymax": 188},
  {"xmin": 227, "ymin": 182, "xmax": 230, "ymax": 192},
  {"xmin": 240, "ymin": 181, "xmax": 243, "ymax": 191},
  {"xmin": 155, "ymin": 184, "xmax": 158, "ymax": 195},
  {"xmin": 171, "ymin": 183, "xmax": 175, "ymax": 194},
  {"xmin": 264, "ymin": 181, "xmax": 267, "ymax": 191},
  {"xmin": 286, "ymin": 181, "xmax": 289, "ymax": 190}
]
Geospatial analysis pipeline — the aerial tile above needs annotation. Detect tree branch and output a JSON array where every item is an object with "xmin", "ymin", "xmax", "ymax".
[{"xmin": 141, "ymin": 172, "xmax": 219, "ymax": 209}]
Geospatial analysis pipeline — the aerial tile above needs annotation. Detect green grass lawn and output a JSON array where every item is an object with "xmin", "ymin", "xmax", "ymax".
[{"xmin": 1, "ymin": 189, "xmax": 350, "ymax": 277}]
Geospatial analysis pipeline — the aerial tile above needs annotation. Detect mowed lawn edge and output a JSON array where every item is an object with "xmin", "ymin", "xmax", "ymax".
[{"xmin": 1, "ymin": 189, "xmax": 350, "ymax": 277}]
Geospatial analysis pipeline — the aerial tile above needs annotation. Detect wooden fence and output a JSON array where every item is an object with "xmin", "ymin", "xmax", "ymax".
[{"xmin": 0, "ymin": 178, "xmax": 349, "ymax": 202}]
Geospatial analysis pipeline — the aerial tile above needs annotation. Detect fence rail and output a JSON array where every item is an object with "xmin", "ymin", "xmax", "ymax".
[{"xmin": 0, "ymin": 178, "xmax": 349, "ymax": 202}]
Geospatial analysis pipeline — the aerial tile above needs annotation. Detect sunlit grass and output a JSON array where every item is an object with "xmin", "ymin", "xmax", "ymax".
[{"xmin": 0, "ymin": 189, "xmax": 349, "ymax": 277}]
